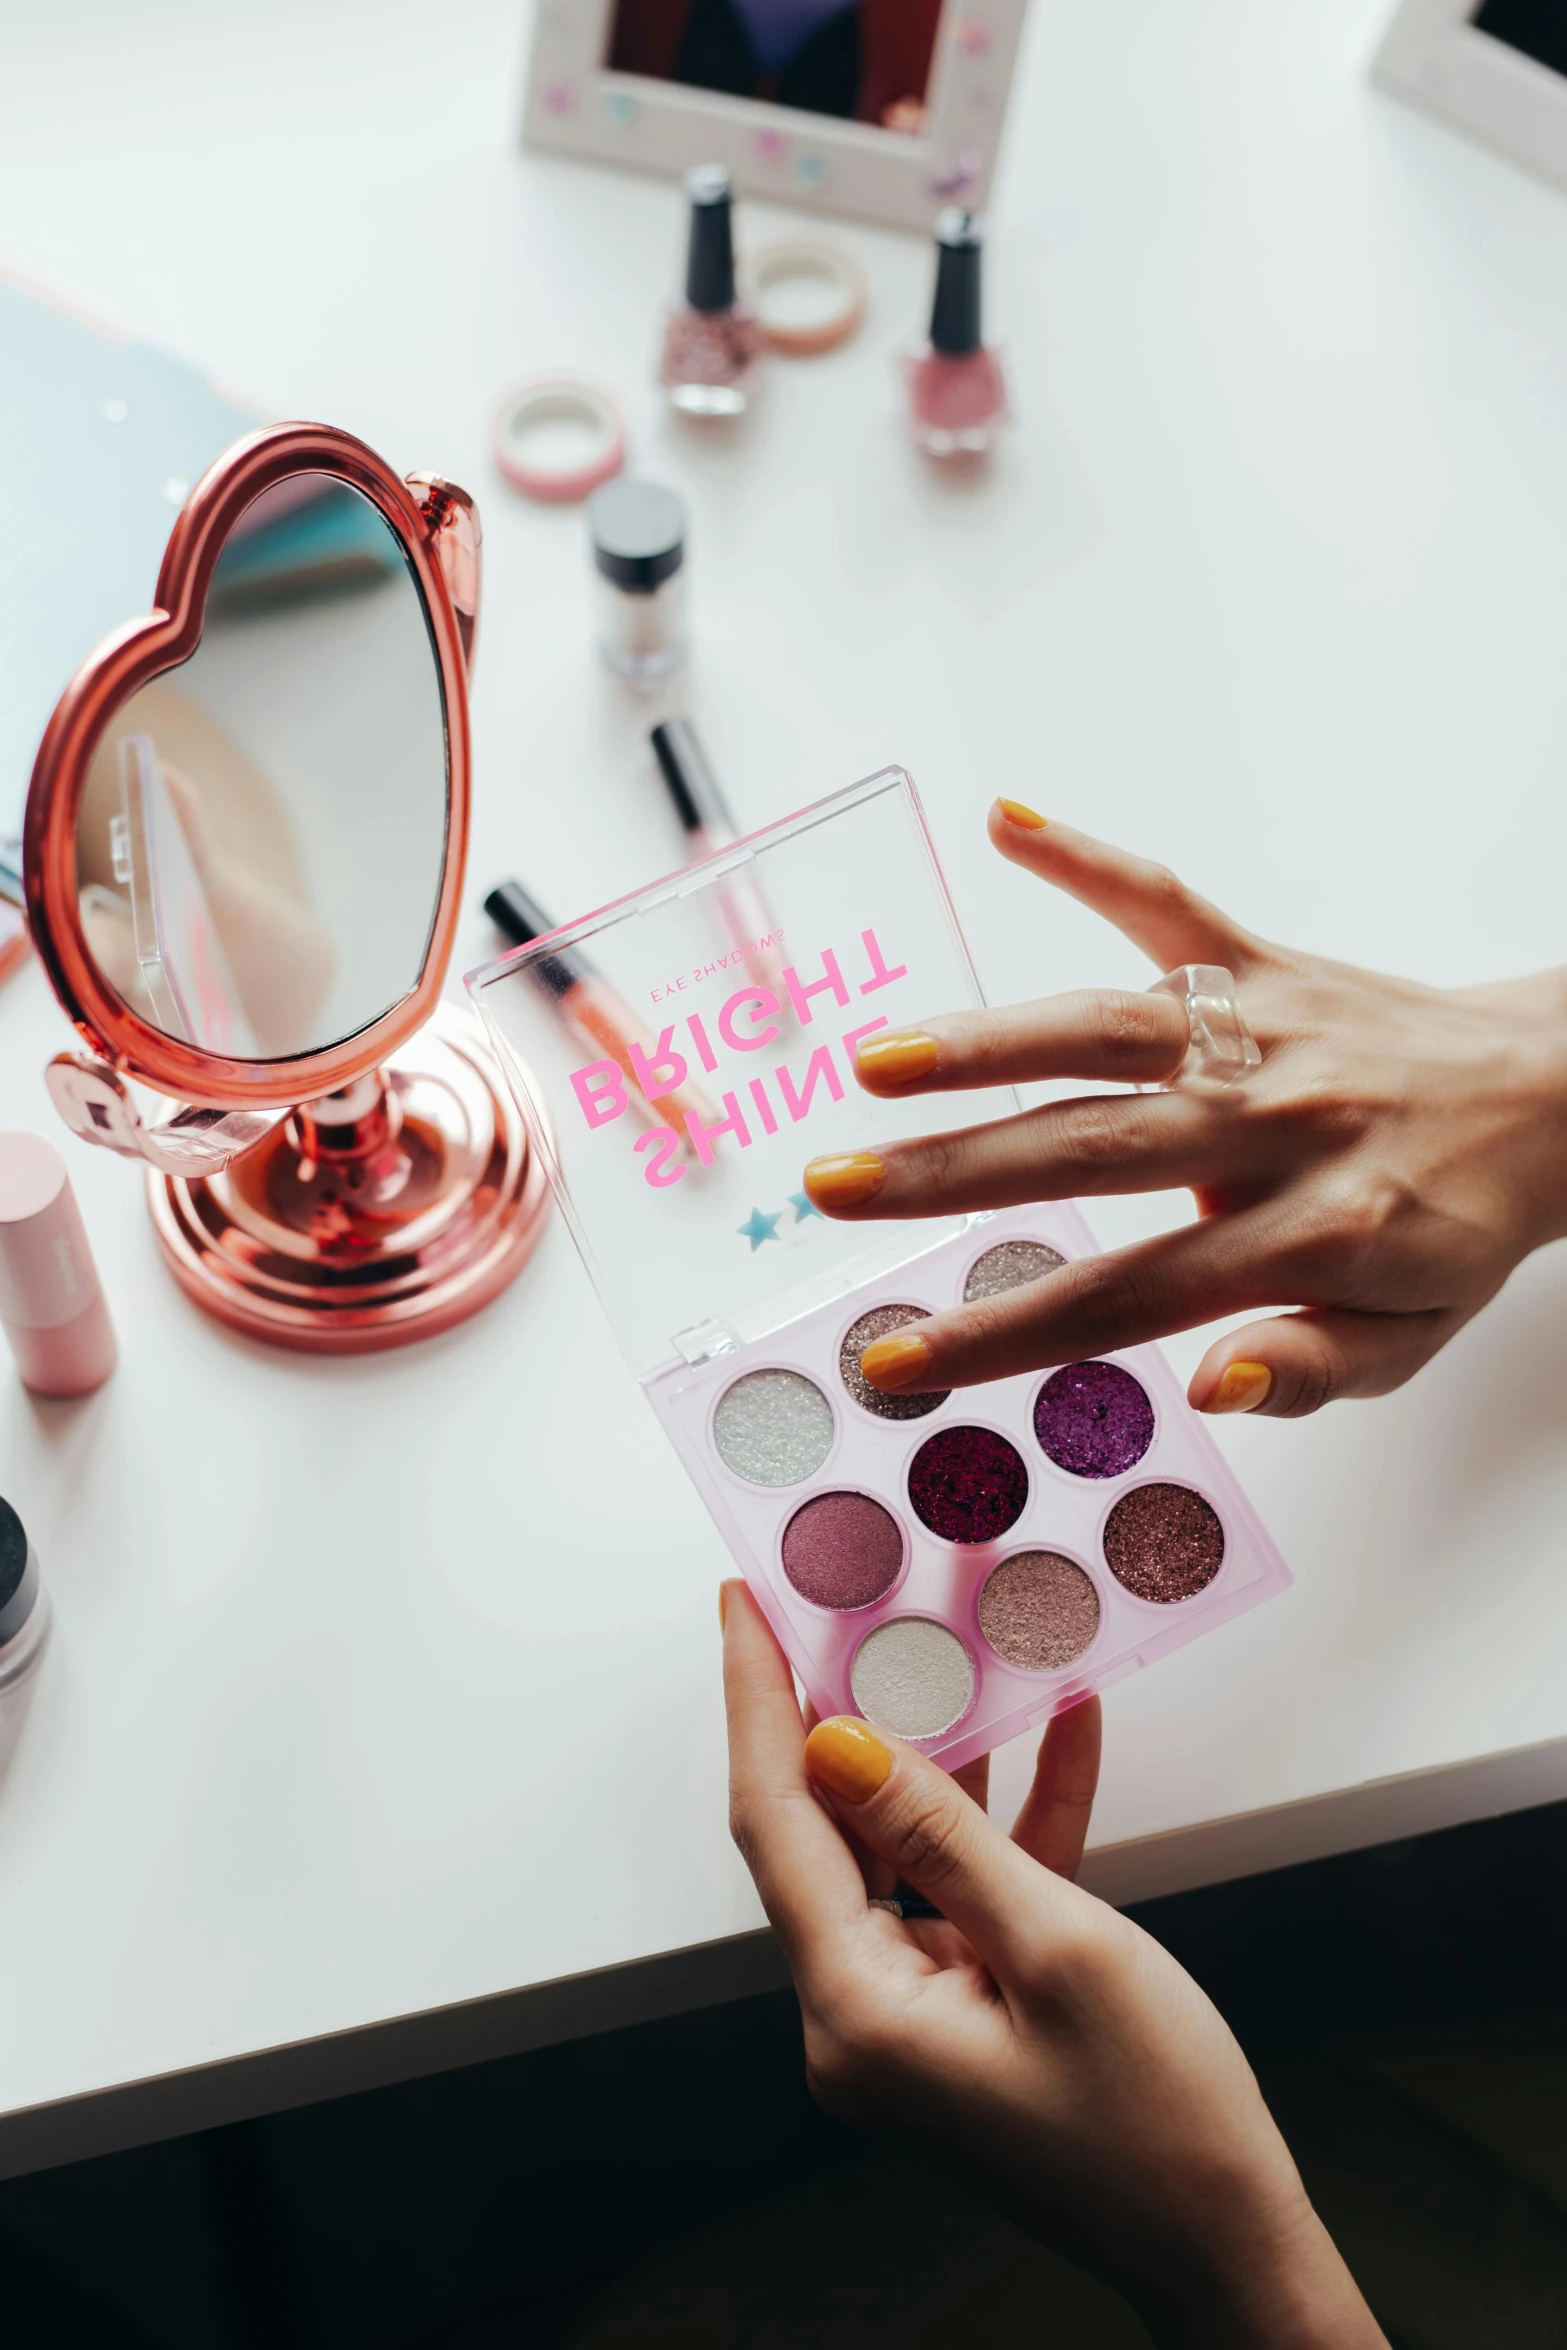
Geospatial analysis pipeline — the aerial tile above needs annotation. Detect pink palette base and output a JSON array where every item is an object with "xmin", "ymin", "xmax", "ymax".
[{"xmin": 650, "ymin": 1201, "xmax": 1291, "ymax": 1772}]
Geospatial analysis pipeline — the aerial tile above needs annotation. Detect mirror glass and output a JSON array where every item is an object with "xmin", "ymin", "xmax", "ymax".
[
  {"xmin": 606, "ymin": 0, "xmax": 945, "ymax": 134},
  {"xmin": 74, "ymin": 472, "xmax": 449, "ymax": 1061}
]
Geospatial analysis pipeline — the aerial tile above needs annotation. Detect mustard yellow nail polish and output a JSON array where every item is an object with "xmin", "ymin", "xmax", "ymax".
[
  {"xmin": 804, "ymin": 1717, "xmax": 893, "ymax": 1804},
  {"xmin": 719, "ymin": 1582, "xmax": 729, "ymax": 1632},
  {"xmin": 857, "ymin": 1032, "xmax": 939, "ymax": 1088},
  {"xmin": 860, "ymin": 1330, "xmax": 932, "ymax": 1391},
  {"xmin": 1208, "ymin": 1361, "xmax": 1272, "ymax": 1414},
  {"xmin": 996, "ymin": 798, "xmax": 1048, "ymax": 830},
  {"xmin": 803, "ymin": 1150, "xmax": 886, "ymax": 1210}
]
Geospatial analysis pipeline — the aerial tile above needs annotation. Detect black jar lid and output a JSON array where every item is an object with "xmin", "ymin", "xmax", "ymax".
[
  {"xmin": 0, "ymin": 1495, "xmax": 36, "ymax": 1649},
  {"xmin": 684, "ymin": 163, "xmax": 737, "ymax": 315},
  {"xmin": 588, "ymin": 479, "xmax": 687, "ymax": 593},
  {"xmin": 929, "ymin": 208, "xmax": 985, "ymax": 357}
]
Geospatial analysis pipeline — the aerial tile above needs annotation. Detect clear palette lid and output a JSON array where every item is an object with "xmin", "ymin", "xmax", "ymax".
[{"xmin": 467, "ymin": 770, "xmax": 1018, "ymax": 1381}]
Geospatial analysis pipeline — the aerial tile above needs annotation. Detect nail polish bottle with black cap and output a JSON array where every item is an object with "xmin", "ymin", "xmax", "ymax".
[
  {"xmin": 904, "ymin": 209, "xmax": 1007, "ymax": 457},
  {"xmin": 659, "ymin": 165, "xmax": 764, "ymax": 418}
]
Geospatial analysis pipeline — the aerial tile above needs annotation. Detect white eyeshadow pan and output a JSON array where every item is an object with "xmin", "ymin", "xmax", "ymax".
[
  {"xmin": 850, "ymin": 1617, "xmax": 976, "ymax": 1739},
  {"xmin": 713, "ymin": 1369, "xmax": 834, "ymax": 1487}
]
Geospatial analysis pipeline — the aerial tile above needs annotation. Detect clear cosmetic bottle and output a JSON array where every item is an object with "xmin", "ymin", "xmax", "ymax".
[
  {"xmin": 588, "ymin": 478, "xmax": 688, "ymax": 685},
  {"xmin": 660, "ymin": 165, "xmax": 764, "ymax": 419},
  {"xmin": 904, "ymin": 209, "xmax": 1008, "ymax": 459},
  {"xmin": 0, "ymin": 1496, "xmax": 49, "ymax": 1693}
]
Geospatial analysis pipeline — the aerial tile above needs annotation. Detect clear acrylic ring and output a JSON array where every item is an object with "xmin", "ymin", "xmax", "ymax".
[{"xmin": 1148, "ymin": 965, "xmax": 1261, "ymax": 1090}]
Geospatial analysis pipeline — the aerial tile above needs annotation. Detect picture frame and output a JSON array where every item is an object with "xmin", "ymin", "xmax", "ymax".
[
  {"xmin": 1373, "ymin": 0, "xmax": 1567, "ymax": 192},
  {"xmin": 521, "ymin": 0, "xmax": 1030, "ymax": 233}
]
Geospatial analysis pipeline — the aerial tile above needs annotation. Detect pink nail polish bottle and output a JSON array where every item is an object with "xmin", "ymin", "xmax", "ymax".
[
  {"xmin": 904, "ymin": 209, "xmax": 1007, "ymax": 459},
  {"xmin": 659, "ymin": 165, "xmax": 764, "ymax": 419}
]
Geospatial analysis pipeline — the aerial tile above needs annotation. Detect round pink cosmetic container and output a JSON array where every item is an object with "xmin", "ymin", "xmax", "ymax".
[{"xmin": 0, "ymin": 1131, "xmax": 117, "ymax": 1396}]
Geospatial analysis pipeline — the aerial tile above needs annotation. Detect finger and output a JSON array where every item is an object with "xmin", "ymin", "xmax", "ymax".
[
  {"xmin": 1011, "ymin": 1697, "xmax": 1101, "ymax": 1879},
  {"xmin": 803, "ymin": 1090, "xmax": 1269, "ymax": 1222},
  {"xmin": 853, "ymin": 1207, "xmax": 1291, "ymax": 1392},
  {"xmin": 721, "ymin": 1581, "xmax": 876, "ymax": 1986},
  {"xmin": 854, "ymin": 991, "xmax": 1190, "ymax": 1098},
  {"xmin": 804, "ymin": 1696, "xmax": 899, "ymax": 1894},
  {"xmin": 802, "ymin": 1714, "xmax": 1065, "ymax": 1981},
  {"xmin": 1189, "ymin": 1306, "xmax": 1458, "ymax": 1420},
  {"xmin": 987, "ymin": 801, "xmax": 1262, "ymax": 975},
  {"xmin": 951, "ymin": 1752, "xmax": 991, "ymax": 1815}
]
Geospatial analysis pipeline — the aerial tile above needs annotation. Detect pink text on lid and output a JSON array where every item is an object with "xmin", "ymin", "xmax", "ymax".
[{"xmin": 568, "ymin": 931, "xmax": 908, "ymax": 1183}]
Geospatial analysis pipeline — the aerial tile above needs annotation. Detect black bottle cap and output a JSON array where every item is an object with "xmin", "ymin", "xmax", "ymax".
[
  {"xmin": 651, "ymin": 718, "xmax": 735, "ymax": 839},
  {"xmin": 588, "ymin": 479, "xmax": 687, "ymax": 594},
  {"xmin": 929, "ymin": 208, "xmax": 985, "ymax": 357},
  {"xmin": 683, "ymin": 163, "xmax": 737, "ymax": 315},
  {"xmin": 483, "ymin": 881, "xmax": 582, "ymax": 1000},
  {"xmin": 0, "ymin": 1496, "xmax": 37, "ymax": 1649}
]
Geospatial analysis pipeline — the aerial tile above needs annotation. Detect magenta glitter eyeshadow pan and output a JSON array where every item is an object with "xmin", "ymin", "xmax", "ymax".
[
  {"xmin": 908, "ymin": 1425, "xmax": 1029, "ymax": 1544},
  {"xmin": 471, "ymin": 770, "xmax": 1292, "ymax": 1774}
]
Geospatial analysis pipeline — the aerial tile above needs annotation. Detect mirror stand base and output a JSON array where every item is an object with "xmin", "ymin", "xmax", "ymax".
[{"xmin": 145, "ymin": 1005, "xmax": 552, "ymax": 1351}]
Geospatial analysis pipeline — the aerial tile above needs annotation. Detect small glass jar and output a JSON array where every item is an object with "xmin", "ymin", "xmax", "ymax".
[
  {"xmin": 0, "ymin": 1496, "xmax": 49, "ymax": 1694},
  {"xmin": 588, "ymin": 478, "xmax": 688, "ymax": 686}
]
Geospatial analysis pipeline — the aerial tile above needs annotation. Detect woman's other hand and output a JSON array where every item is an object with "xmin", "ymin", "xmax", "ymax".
[
  {"xmin": 803, "ymin": 800, "xmax": 1567, "ymax": 1418},
  {"xmin": 722, "ymin": 1581, "xmax": 1384, "ymax": 2347}
]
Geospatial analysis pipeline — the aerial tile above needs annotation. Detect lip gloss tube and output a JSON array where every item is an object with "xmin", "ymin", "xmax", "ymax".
[
  {"xmin": 0, "ymin": 1131, "xmax": 117, "ymax": 1397},
  {"xmin": 484, "ymin": 881, "xmax": 715, "ymax": 1136},
  {"xmin": 649, "ymin": 720, "xmax": 785, "ymax": 999}
]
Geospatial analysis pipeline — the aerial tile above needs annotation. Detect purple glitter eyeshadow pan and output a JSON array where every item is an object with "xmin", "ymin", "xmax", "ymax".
[
  {"xmin": 908, "ymin": 1426, "xmax": 1029, "ymax": 1544},
  {"xmin": 1034, "ymin": 1361, "xmax": 1155, "ymax": 1480}
]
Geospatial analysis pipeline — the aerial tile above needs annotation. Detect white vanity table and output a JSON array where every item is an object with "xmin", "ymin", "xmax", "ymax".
[{"xmin": 2, "ymin": 0, "xmax": 1567, "ymax": 2178}]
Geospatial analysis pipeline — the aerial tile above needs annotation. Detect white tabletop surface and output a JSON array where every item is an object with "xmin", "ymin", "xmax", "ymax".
[{"xmin": 3, "ymin": 0, "xmax": 1567, "ymax": 2173}]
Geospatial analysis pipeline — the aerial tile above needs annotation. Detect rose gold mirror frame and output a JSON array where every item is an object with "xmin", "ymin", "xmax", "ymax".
[{"xmin": 23, "ymin": 422, "xmax": 550, "ymax": 1350}]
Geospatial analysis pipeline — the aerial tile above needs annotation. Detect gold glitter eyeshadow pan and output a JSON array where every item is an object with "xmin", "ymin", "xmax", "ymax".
[{"xmin": 470, "ymin": 771, "xmax": 1291, "ymax": 1770}]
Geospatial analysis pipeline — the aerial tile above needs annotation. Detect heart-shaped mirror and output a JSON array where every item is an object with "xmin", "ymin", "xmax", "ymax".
[{"xmin": 24, "ymin": 423, "xmax": 549, "ymax": 1349}]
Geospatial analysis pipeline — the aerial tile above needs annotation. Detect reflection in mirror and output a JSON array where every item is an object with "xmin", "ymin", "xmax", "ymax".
[
  {"xmin": 75, "ymin": 474, "xmax": 448, "ymax": 1061},
  {"xmin": 606, "ymin": 0, "xmax": 945, "ymax": 132}
]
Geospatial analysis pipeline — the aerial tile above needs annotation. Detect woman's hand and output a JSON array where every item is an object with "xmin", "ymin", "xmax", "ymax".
[
  {"xmin": 803, "ymin": 799, "xmax": 1567, "ymax": 1417},
  {"xmin": 722, "ymin": 1581, "xmax": 1384, "ymax": 2348}
]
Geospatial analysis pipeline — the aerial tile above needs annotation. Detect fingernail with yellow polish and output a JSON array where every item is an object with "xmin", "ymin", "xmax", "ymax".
[
  {"xmin": 719, "ymin": 1582, "xmax": 730, "ymax": 1632},
  {"xmin": 860, "ymin": 1331, "xmax": 932, "ymax": 1392},
  {"xmin": 995, "ymin": 798, "xmax": 1048, "ymax": 831},
  {"xmin": 804, "ymin": 1717, "xmax": 893, "ymax": 1804},
  {"xmin": 803, "ymin": 1150, "xmax": 886, "ymax": 1210},
  {"xmin": 856, "ymin": 1032, "xmax": 939, "ymax": 1089},
  {"xmin": 1208, "ymin": 1361, "xmax": 1272, "ymax": 1414}
]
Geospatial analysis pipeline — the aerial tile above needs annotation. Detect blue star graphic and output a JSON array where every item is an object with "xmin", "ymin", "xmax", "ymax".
[
  {"xmin": 737, "ymin": 1206, "xmax": 782, "ymax": 1251},
  {"xmin": 789, "ymin": 1190, "xmax": 824, "ymax": 1223}
]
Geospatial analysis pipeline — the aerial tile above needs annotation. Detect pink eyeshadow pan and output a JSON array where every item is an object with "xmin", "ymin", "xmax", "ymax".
[{"xmin": 782, "ymin": 1491, "xmax": 904, "ymax": 1611}]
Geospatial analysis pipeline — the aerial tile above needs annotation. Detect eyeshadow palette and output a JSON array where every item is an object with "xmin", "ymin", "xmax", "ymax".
[{"xmin": 469, "ymin": 769, "xmax": 1290, "ymax": 1770}]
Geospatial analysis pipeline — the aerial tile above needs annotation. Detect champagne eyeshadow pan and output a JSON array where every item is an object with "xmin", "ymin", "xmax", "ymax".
[
  {"xmin": 964, "ymin": 1240, "xmax": 1066, "ymax": 1301},
  {"xmin": 978, "ymin": 1550, "xmax": 1100, "ymax": 1671},
  {"xmin": 840, "ymin": 1303, "xmax": 949, "ymax": 1420}
]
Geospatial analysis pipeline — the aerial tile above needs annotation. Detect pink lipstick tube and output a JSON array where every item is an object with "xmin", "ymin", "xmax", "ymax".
[{"xmin": 0, "ymin": 1131, "xmax": 118, "ymax": 1396}]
